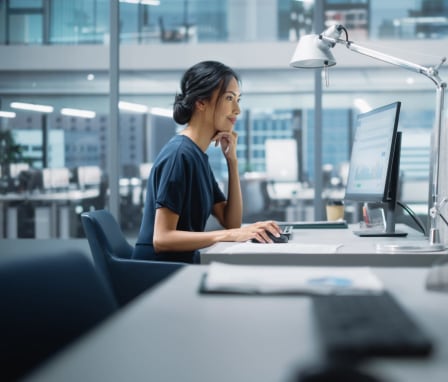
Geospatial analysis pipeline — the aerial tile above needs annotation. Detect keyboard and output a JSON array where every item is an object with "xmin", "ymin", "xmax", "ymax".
[
  {"xmin": 313, "ymin": 292, "xmax": 433, "ymax": 359},
  {"xmin": 278, "ymin": 220, "xmax": 348, "ymax": 229}
]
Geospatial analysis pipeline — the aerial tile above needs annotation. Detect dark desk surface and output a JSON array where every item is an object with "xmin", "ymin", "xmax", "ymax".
[
  {"xmin": 0, "ymin": 239, "xmax": 92, "ymax": 257},
  {"xmin": 26, "ymin": 266, "xmax": 448, "ymax": 382}
]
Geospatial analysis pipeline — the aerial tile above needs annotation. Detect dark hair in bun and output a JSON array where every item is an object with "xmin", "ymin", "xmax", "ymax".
[{"xmin": 173, "ymin": 61, "xmax": 240, "ymax": 125}]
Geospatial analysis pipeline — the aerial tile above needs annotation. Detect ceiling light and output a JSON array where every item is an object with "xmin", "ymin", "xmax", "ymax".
[
  {"xmin": 10, "ymin": 102, "xmax": 54, "ymax": 113},
  {"xmin": 0, "ymin": 111, "xmax": 16, "ymax": 118},
  {"xmin": 353, "ymin": 98, "xmax": 372, "ymax": 113},
  {"xmin": 150, "ymin": 107, "xmax": 172, "ymax": 117},
  {"xmin": 61, "ymin": 108, "xmax": 96, "ymax": 119},
  {"xmin": 119, "ymin": 0, "xmax": 160, "ymax": 5},
  {"xmin": 119, "ymin": 101, "xmax": 149, "ymax": 113}
]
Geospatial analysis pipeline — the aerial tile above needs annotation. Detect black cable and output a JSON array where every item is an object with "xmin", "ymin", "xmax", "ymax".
[
  {"xmin": 438, "ymin": 210, "xmax": 448, "ymax": 228},
  {"xmin": 339, "ymin": 25, "xmax": 349, "ymax": 42},
  {"xmin": 396, "ymin": 200, "xmax": 427, "ymax": 235}
]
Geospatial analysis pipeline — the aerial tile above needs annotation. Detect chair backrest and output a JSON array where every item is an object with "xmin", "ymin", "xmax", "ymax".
[
  {"xmin": 82, "ymin": 210, "xmax": 133, "ymax": 259},
  {"xmin": 0, "ymin": 248, "xmax": 117, "ymax": 382},
  {"xmin": 81, "ymin": 209, "xmax": 186, "ymax": 307},
  {"xmin": 81, "ymin": 209, "xmax": 134, "ymax": 288}
]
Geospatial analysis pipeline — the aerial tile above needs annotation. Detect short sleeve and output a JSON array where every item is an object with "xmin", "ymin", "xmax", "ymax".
[{"xmin": 154, "ymin": 155, "xmax": 186, "ymax": 215}]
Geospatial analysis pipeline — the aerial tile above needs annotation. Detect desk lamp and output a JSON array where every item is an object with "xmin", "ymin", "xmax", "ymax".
[{"xmin": 290, "ymin": 24, "xmax": 447, "ymax": 252}]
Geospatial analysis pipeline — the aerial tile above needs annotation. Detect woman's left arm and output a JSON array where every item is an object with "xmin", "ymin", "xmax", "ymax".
[{"xmin": 213, "ymin": 131, "xmax": 242, "ymax": 228}]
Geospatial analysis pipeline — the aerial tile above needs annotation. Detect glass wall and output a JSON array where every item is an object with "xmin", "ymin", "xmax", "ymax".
[
  {"xmin": 1, "ymin": 0, "xmax": 447, "ymax": 45},
  {"xmin": 0, "ymin": 0, "xmax": 446, "ymax": 239},
  {"xmin": 49, "ymin": 0, "xmax": 109, "ymax": 44}
]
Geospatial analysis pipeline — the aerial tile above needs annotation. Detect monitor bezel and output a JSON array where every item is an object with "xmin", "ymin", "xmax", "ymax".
[{"xmin": 344, "ymin": 101, "xmax": 401, "ymax": 203}]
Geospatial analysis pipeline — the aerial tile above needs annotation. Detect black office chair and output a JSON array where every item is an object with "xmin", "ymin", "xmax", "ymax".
[
  {"xmin": 0, "ymin": 248, "xmax": 117, "ymax": 382},
  {"xmin": 81, "ymin": 209, "xmax": 185, "ymax": 307}
]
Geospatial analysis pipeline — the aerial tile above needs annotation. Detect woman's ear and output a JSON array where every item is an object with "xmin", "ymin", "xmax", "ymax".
[{"xmin": 195, "ymin": 99, "xmax": 206, "ymax": 111}]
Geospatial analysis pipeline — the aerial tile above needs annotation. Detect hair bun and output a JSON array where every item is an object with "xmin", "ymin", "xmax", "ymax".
[
  {"xmin": 174, "ymin": 93, "xmax": 185, "ymax": 103},
  {"xmin": 173, "ymin": 93, "xmax": 193, "ymax": 125}
]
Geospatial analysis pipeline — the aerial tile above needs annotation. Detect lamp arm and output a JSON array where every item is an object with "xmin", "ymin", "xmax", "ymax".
[{"xmin": 321, "ymin": 35, "xmax": 446, "ymax": 87}]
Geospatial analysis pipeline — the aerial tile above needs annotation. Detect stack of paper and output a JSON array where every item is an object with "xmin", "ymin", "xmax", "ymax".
[{"xmin": 201, "ymin": 262, "xmax": 384, "ymax": 295}]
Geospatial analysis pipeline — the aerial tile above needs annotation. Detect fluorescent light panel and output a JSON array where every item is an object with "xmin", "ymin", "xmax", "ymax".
[
  {"xmin": 61, "ymin": 108, "xmax": 96, "ymax": 119},
  {"xmin": 0, "ymin": 111, "xmax": 16, "ymax": 118},
  {"xmin": 150, "ymin": 107, "xmax": 172, "ymax": 117},
  {"xmin": 353, "ymin": 98, "xmax": 372, "ymax": 113},
  {"xmin": 119, "ymin": 0, "xmax": 160, "ymax": 5},
  {"xmin": 119, "ymin": 101, "xmax": 149, "ymax": 113},
  {"xmin": 10, "ymin": 102, "xmax": 54, "ymax": 113}
]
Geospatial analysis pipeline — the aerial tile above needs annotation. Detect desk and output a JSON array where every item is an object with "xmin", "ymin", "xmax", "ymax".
[
  {"xmin": 200, "ymin": 224, "xmax": 448, "ymax": 267},
  {"xmin": 0, "ymin": 189, "xmax": 100, "ymax": 238},
  {"xmin": 265, "ymin": 183, "xmax": 355, "ymax": 222},
  {"xmin": 267, "ymin": 183, "xmax": 345, "ymax": 202},
  {"xmin": 0, "ymin": 239, "xmax": 92, "ymax": 258},
  {"xmin": 26, "ymin": 266, "xmax": 448, "ymax": 382}
]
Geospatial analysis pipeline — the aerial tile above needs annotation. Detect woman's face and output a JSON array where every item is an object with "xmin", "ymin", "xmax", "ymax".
[{"xmin": 210, "ymin": 77, "xmax": 241, "ymax": 133}]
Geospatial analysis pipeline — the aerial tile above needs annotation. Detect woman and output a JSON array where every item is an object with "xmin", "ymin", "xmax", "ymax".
[{"xmin": 133, "ymin": 61, "xmax": 281, "ymax": 263}]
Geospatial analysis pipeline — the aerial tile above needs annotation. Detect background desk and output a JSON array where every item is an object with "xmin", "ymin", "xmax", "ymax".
[
  {"xmin": 0, "ymin": 189, "xmax": 99, "ymax": 238},
  {"xmin": 27, "ymin": 266, "xmax": 448, "ymax": 382},
  {"xmin": 201, "ymin": 224, "xmax": 448, "ymax": 267}
]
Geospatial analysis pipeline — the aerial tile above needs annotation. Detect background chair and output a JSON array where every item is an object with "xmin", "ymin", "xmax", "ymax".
[
  {"xmin": 0, "ymin": 248, "xmax": 117, "ymax": 382},
  {"xmin": 81, "ymin": 209, "xmax": 185, "ymax": 307}
]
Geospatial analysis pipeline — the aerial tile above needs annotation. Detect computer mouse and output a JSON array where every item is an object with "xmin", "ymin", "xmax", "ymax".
[
  {"xmin": 297, "ymin": 364, "xmax": 382, "ymax": 382},
  {"xmin": 251, "ymin": 231, "xmax": 289, "ymax": 243}
]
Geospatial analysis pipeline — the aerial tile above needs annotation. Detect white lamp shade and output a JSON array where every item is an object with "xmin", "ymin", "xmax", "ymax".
[{"xmin": 289, "ymin": 34, "xmax": 337, "ymax": 68}]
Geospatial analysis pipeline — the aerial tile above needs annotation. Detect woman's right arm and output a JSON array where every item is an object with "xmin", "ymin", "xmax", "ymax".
[{"xmin": 152, "ymin": 207, "xmax": 282, "ymax": 253}]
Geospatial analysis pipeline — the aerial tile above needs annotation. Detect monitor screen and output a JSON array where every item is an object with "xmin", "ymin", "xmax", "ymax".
[
  {"xmin": 77, "ymin": 166, "xmax": 102, "ymax": 188},
  {"xmin": 42, "ymin": 168, "xmax": 70, "ymax": 190},
  {"xmin": 345, "ymin": 101, "xmax": 401, "ymax": 203},
  {"xmin": 265, "ymin": 138, "xmax": 298, "ymax": 182}
]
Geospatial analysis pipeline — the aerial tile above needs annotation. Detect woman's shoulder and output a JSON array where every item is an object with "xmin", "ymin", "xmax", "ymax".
[
  {"xmin": 156, "ymin": 135, "xmax": 201, "ymax": 165},
  {"xmin": 165, "ymin": 135, "xmax": 202, "ymax": 156}
]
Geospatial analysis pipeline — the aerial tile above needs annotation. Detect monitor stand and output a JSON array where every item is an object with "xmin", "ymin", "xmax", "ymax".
[
  {"xmin": 353, "ymin": 131, "xmax": 408, "ymax": 238},
  {"xmin": 353, "ymin": 198, "xmax": 408, "ymax": 238}
]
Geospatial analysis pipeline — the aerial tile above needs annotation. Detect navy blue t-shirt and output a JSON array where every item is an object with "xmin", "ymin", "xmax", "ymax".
[{"xmin": 133, "ymin": 135, "xmax": 226, "ymax": 263}]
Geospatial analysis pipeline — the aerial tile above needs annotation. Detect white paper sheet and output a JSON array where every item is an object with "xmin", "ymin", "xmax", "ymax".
[
  {"xmin": 220, "ymin": 242, "xmax": 343, "ymax": 254},
  {"xmin": 202, "ymin": 262, "xmax": 384, "ymax": 295}
]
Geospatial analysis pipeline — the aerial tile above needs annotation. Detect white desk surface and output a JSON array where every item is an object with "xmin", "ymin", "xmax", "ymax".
[
  {"xmin": 200, "ymin": 224, "xmax": 448, "ymax": 267},
  {"xmin": 0, "ymin": 188, "xmax": 100, "ymax": 202},
  {"xmin": 26, "ymin": 266, "xmax": 448, "ymax": 382}
]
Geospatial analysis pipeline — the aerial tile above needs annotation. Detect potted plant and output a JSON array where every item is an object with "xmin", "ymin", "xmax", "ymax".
[{"xmin": 0, "ymin": 129, "xmax": 24, "ymax": 179}]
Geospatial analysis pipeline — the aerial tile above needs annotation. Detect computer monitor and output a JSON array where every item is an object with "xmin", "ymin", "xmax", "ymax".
[
  {"xmin": 42, "ymin": 168, "xmax": 70, "ymax": 190},
  {"xmin": 345, "ymin": 101, "xmax": 407, "ymax": 237},
  {"xmin": 265, "ymin": 138, "xmax": 298, "ymax": 182},
  {"xmin": 77, "ymin": 166, "xmax": 102, "ymax": 189}
]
